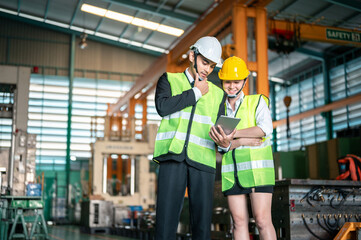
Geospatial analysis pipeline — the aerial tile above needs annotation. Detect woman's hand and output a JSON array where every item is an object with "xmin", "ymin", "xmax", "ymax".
[{"xmin": 209, "ymin": 125, "xmax": 236, "ymax": 148}]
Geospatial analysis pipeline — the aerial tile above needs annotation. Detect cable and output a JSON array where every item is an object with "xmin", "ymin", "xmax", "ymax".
[
  {"xmin": 323, "ymin": 215, "xmax": 338, "ymax": 231},
  {"xmin": 302, "ymin": 214, "xmax": 329, "ymax": 240},
  {"xmin": 301, "ymin": 187, "xmax": 319, "ymax": 206},
  {"xmin": 330, "ymin": 189, "xmax": 352, "ymax": 209},
  {"xmin": 336, "ymin": 214, "xmax": 342, "ymax": 229},
  {"xmin": 316, "ymin": 214, "xmax": 335, "ymax": 236}
]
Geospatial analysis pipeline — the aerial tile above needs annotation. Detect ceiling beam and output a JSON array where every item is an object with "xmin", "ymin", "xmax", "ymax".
[
  {"xmin": 108, "ymin": 0, "xmax": 234, "ymax": 115},
  {"xmin": 69, "ymin": 0, "xmax": 82, "ymax": 27},
  {"xmin": 44, "ymin": 0, "xmax": 51, "ymax": 20},
  {"xmin": 143, "ymin": 18, "xmax": 167, "ymax": 45},
  {"xmin": 17, "ymin": 0, "xmax": 21, "ymax": 14},
  {"xmin": 95, "ymin": 2, "xmax": 112, "ymax": 33},
  {"xmin": 323, "ymin": 0, "xmax": 361, "ymax": 13},
  {"xmin": 104, "ymin": 0, "xmax": 197, "ymax": 23},
  {"xmin": 277, "ymin": 0, "xmax": 296, "ymax": 12},
  {"xmin": 173, "ymin": 0, "xmax": 186, "ymax": 11},
  {"xmin": 119, "ymin": 10, "xmax": 139, "ymax": 39}
]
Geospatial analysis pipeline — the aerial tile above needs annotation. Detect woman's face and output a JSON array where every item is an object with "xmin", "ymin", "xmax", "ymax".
[{"xmin": 222, "ymin": 80, "xmax": 245, "ymax": 95}]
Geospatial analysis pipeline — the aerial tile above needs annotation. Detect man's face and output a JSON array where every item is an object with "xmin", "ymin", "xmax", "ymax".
[{"xmin": 190, "ymin": 51, "xmax": 217, "ymax": 79}]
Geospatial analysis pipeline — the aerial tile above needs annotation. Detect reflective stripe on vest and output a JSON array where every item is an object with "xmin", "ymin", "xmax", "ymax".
[
  {"xmin": 221, "ymin": 94, "xmax": 275, "ymax": 191},
  {"xmin": 156, "ymin": 131, "xmax": 215, "ymax": 150},
  {"xmin": 153, "ymin": 72, "xmax": 224, "ymax": 169},
  {"xmin": 162, "ymin": 111, "xmax": 213, "ymax": 125},
  {"xmin": 222, "ymin": 160, "xmax": 274, "ymax": 173}
]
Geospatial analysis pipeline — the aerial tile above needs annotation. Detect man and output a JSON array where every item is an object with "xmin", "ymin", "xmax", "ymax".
[{"xmin": 153, "ymin": 36, "xmax": 227, "ymax": 240}]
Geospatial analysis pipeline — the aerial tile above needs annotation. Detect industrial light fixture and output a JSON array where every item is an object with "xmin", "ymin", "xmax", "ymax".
[
  {"xmin": 79, "ymin": 33, "xmax": 88, "ymax": 49},
  {"xmin": 81, "ymin": 3, "xmax": 184, "ymax": 37}
]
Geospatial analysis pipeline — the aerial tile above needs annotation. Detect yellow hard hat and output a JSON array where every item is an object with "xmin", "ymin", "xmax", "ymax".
[{"xmin": 218, "ymin": 56, "xmax": 250, "ymax": 80}]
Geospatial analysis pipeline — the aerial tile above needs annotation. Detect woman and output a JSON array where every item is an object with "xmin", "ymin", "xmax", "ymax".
[{"xmin": 209, "ymin": 56, "xmax": 276, "ymax": 240}]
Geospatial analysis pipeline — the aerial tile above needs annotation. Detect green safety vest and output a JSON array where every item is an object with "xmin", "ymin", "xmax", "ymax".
[
  {"xmin": 222, "ymin": 94, "xmax": 275, "ymax": 192},
  {"xmin": 153, "ymin": 72, "xmax": 224, "ymax": 169}
]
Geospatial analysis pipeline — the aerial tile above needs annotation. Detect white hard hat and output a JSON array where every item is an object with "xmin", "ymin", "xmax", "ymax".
[{"xmin": 190, "ymin": 36, "xmax": 222, "ymax": 64}]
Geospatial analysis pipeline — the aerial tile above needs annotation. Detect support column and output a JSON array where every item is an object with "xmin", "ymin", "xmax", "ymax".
[
  {"xmin": 65, "ymin": 34, "xmax": 75, "ymax": 218},
  {"xmin": 256, "ymin": 7, "xmax": 269, "ymax": 96},
  {"xmin": 232, "ymin": 3, "xmax": 249, "ymax": 95},
  {"xmin": 323, "ymin": 57, "xmax": 333, "ymax": 140}
]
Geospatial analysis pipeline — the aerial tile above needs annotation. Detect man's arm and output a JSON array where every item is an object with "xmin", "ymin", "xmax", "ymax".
[{"xmin": 155, "ymin": 73, "xmax": 197, "ymax": 117}]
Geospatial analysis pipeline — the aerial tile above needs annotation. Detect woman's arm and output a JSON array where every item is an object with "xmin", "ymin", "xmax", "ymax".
[
  {"xmin": 230, "ymin": 137, "xmax": 263, "ymax": 150},
  {"xmin": 233, "ymin": 126, "xmax": 265, "ymax": 138}
]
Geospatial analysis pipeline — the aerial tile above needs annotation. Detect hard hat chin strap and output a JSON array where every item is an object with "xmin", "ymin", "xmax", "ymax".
[
  {"xmin": 225, "ymin": 78, "xmax": 247, "ymax": 98},
  {"xmin": 193, "ymin": 49, "xmax": 203, "ymax": 81}
]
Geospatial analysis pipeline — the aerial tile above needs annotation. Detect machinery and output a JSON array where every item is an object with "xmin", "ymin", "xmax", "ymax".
[
  {"xmin": 0, "ymin": 65, "xmax": 34, "ymax": 196},
  {"xmin": 0, "ymin": 65, "xmax": 48, "ymax": 239},
  {"xmin": 84, "ymin": 109, "xmax": 158, "ymax": 232},
  {"xmin": 80, "ymin": 200, "xmax": 113, "ymax": 234},
  {"xmin": 90, "ymin": 114, "xmax": 157, "ymax": 208},
  {"xmin": 165, "ymin": 179, "xmax": 361, "ymax": 240},
  {"xmin": 272, "ymin": 179, "xmax": 361, "ymax": 240}
]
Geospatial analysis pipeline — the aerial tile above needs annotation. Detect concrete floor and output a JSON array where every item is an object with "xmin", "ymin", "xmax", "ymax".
[{"xmin": 48, "ymin": 225, "xmax": 135, "ymax": 240}]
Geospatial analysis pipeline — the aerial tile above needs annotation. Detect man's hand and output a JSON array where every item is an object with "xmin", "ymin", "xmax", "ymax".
[
  {"xmin": 209, "ymin": 125, "xmax": 236, "ymax": 148},
  {"xmin": 194, "ymin": 73, "xmax": 209, "ymax": 95}
]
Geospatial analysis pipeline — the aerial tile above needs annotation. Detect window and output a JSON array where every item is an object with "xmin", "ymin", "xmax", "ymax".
[{"xmin": 272, "ymin": 50, "xmax": 361, "ymax": 151}]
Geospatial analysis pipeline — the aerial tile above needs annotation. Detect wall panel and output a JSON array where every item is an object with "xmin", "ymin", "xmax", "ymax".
[
  {"xmin": 0, "ymin": 16, "xmax": 157, "ymax": 78},
  {"xmin": 74, "ymin": 39, "xmax": 156, "ymax": 75}
]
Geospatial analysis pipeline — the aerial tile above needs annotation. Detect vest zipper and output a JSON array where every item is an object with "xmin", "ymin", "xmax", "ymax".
[
  {"xmin": 184, "ymin": 103, "xmax": 197, "ymax": 150},
  {"xmin": 232, "ymin": 149, "xmax": 238, "ymax": 179}
]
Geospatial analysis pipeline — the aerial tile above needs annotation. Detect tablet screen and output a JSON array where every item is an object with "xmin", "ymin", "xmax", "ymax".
[{"xmin": 215, "ymin": 115, "xmax": 241, "ymax": 135}]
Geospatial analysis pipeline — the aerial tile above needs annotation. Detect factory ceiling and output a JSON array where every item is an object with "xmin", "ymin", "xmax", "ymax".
[{"xmin": 0, "ymin": 0, "xmax": 361, "ymax": 81}]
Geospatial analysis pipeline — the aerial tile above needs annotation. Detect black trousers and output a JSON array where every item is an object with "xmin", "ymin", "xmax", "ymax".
[{"xmin": 155, "ymin": 160, "xmax": 215, "ymax": 240}]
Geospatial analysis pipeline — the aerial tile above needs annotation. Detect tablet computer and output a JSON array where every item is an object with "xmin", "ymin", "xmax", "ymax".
[{"xmin": 215, "ymin": 115, "xmax": 241, "ymax": 135}]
